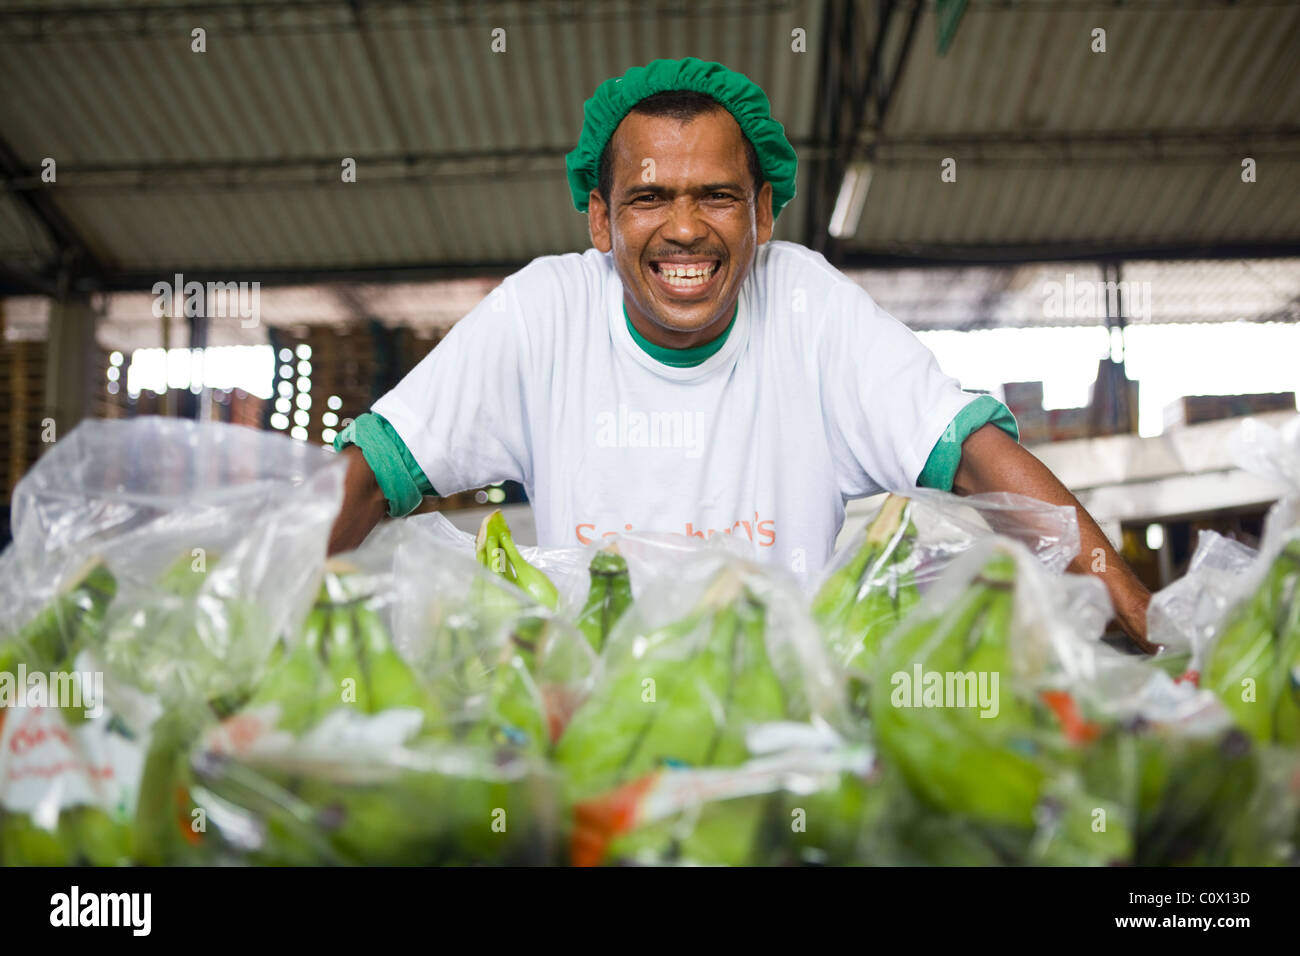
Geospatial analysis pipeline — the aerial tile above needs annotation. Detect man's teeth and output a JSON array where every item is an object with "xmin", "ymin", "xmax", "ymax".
[{"xmin": 657, "ymin": 263, "xmax": 717, "ymax": 286}]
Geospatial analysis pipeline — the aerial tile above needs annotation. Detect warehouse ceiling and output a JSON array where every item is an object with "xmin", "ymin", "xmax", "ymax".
[{"xmin": 0, "ymin": 0, "xmax": 1298, "ymax": 298}]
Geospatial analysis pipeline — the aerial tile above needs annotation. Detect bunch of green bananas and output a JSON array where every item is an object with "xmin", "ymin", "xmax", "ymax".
[
  {"xmin": 813, "ymin": 495, "xmax": 920, "ymax": 672},
  {"xmin": 2, "ymin": 559, "xmax": 116, "ymax": 672},
  {"xmin": 411, "ymin": 579, "xmax": 558, "ymax": 754},
  {"xmin": 869, "ymin": 551, "xmax": 1054, "ymax": 829},
  {"xmin": 97, "ymin": 549, "xmax": 272, "ymax": 717},
  {"xmin": 586, "ymin": 784, "xmax": 776, "ymax": 867},
  {"xmin": 475, "ymin": 510, "xmax": 559, "ymax": 610},
  {"xmin": 570, "ymin": 745, "xmax": 885, "ymax": 867},
  {"xmin": 192, "ymin": 566, "xmax": 562, "ymax": 865},
  {"xmin": 1125, "ymin": 727, "xmax": 1296, "ymax": 865},
  {"xmin": 576, "ymin": 545, "xmax": 633, "ymax": 653},
  {"xmin": 466, "ymin": 511, "xmax": 575, "ymax": 746},
  {"xmin": 558, "ymin": 568, "xmax": 789, "ymax": 796},
  {"xmin": 218, "ymin": 567, "xmax": 449, "ymax": 741},
  {"xmin": 176, "ymin": 568, "xmax": 437, "ymax": 865},
  {"xmin": 1203, "ymin": 539, "xmax": 1300, "ymax": 744},
  {"xmin": 194, "ymin": 740, "xmax": 559, "ymax": 866},
  {"xmin": 556, "ymin": 565, "xmax": 805, "ymax": 864},
  {"xmin": 0, "ymin": 559, "xmax": 139, "ymax": 867}
]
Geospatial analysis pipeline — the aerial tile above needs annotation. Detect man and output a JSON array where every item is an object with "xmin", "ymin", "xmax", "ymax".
[{"xmin": 328, "ymin": 57, "xmax": 1154, "ymax": 650}]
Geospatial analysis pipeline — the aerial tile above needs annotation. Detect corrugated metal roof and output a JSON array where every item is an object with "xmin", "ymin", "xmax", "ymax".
[
  {"xmin": 886, "ymin": 3, "xmax": 1300, "ymax": 135},
  {"xmin": 0, "ymin": 0, "xmax": 819, "ymax": 275},
  {"xmin": 0, "ymin": 194, "xmax": 56, "ymax": 272},
  {"xmin": 0, "ymin": 0, "xmax": 1295, "ymax": 282},
  {"xmin": 845, "ymin": 1, "xmax": 1300, "ymax": 253},
  {"xmin": 852, "ymin": 158, "xmax": 1300, "ymax": 249}
]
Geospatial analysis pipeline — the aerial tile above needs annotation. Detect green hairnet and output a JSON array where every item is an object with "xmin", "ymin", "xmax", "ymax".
[{"xmin": 566, "ymin": 57, "xmax": 798, "ymax": 218}]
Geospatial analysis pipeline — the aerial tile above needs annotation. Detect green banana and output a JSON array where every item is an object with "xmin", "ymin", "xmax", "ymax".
[
  {"xmin": 577, "ymin": 546, "xmax": 633, "ymax": 653},
  {"xmin": 813, "ymin": 495, "xmax": 918, "ymax": 672},
  {"xmin": 65, "ymin": 805, "xmax": 135, "ymax": 867},
  {"xmin": 1270, "ymin": 549, "xmax": 1300, "ymax": 744},
  {"xmin": 0, "ymin": 561, "xmax": 138, "ymax": 867},
  {"xmin": 726, "ymin": 593, "xmax": 787, "ymax": 734},
  {"xmin": 324, "ymin": 602, "xmax": 370, "ymax": 714},
  {"xmin": 6, "ymin": 559, "xmax": 116, "ymax": 673},
  {"xmin": 870, "ymin": 554, "xmax": 1047, "ymax": 829},
  {"xmin": 1204, "ymin": 541, "xmax": 1300, "ymax": 742},
  {"xmin": 133, "ymin": 706, "xmax": 211, "ymax": 866},
  {"xmin": 1130, "ymin": 728, "xmax": 1285, "ymax": 865},
  {"xmin": 354, "ymin": 600, "xmax": 447, "ymax": 733},
  {"xmin": 556, "ymin": 572, "xmax": 737, "ymax": 797},
  {"xmin": 476, "ymin": 510, "xmax": 560, "ymax": 610},
  {"xmin": 244, "ymin": 606, "xmax": 328, "ymax": 736},
  {"xmin": 812, "ymin": 497, "xmax": 908, "ymax": 622},
  {"xmin": 557, "ymin": 563, "xmax": 809, "ymax": 864},
  {"xmin": 0, "ymin": 813, "xmax": 77, "ymax": 866}
]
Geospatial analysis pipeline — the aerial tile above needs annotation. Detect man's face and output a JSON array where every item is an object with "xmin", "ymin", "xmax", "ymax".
[{"xmin": 589, "ymin": 108, "xmax": 774, "ymax": 344}]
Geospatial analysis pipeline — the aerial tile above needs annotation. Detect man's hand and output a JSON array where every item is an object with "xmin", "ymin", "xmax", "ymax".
[
  {"xmin": 951, "ymin": 424, "xmax": 1158, "ymax": 653},
  {"xmin": 327, "ymin": 445, "xmax": 389, "ymax": 557}
]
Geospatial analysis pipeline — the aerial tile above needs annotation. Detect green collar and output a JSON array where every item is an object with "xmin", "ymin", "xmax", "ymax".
[{"xmin": 623, "ymin": 301, "xmax": 738, "ymax": 368}]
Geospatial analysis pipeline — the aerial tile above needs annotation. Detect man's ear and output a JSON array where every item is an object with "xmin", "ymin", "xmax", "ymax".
[
  {"xmin": 756, "ymin": 181, "xmax": 774, "ymax": 245},
  {"xmin": 588, "ymin": 189, "xmax": 612, "ymax": 253}
]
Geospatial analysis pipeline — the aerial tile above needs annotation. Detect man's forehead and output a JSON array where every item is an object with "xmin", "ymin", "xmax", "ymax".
[{"xmin": 608, "ymin": 109, "xmax": 748, "ymax": 184}]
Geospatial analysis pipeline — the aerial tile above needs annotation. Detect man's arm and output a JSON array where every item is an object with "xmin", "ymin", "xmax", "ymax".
[
  {"xmin": 951, "ymin": 423, "xmax": 1157, "ymax": 653},
  {"xmin": 327, "ymin": 445, "xmax": 389, "ymax": 556}
]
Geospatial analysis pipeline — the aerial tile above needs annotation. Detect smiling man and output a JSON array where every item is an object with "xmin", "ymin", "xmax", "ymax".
[{"xmin": 328, "ymin": 57, "xmax": 1154, "ymax": 649}]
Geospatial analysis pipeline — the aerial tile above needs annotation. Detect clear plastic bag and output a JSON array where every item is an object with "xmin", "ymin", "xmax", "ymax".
[
  {"xmin": 568, "ymin": 721, "xmax": 878, "ymax": 866},
  {"xmin": 1147, "ymin": 530, "xmax": 1259, "ymax": 667},
  {"xmin": 814, "ymin": 491, "xmax": 1081, "ymax": 670},
  {"xmin": 1195, "ymin": 512, "xmax": 1300, "ymax": 744},
  {"xmin": 182, "ymin": 522, "xmax": 581, "ymax": 864},
  {"xmin": 406, "ymin": 511, "xmax": 592, "ymax": 615},
  {"xmin": 189, "ymin": 730, "xmax": 561, "ymax": 865},
  {"xmin": 554, "ymin": 541, "xmax": 849, "ymax": 812},
  {"xmin": 865, "ymin": 536, "xmax": 1133, "ymax": 862},
  {"xmin": 1227, "ymin": 412, "xmax": 1300, "ymax": 491},
  {"xmin": 0, "ymin": 418, "xmax": 345, "ymax": 865},
  {"xmin": 333, "ymin": 519, "xmax": 598, "ymax": 751},
  {"xmin": 1171, "ymin": 415, "xmax": 1300, "ymax": 744},
  {"xmin": 5, "ymin": 418, "xmax": 344, "ymax": 705}
]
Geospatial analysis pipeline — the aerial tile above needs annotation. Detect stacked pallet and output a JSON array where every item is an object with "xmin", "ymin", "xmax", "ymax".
[
  {"xmin": 266, "ymin": 323, "xmax": 445, "ymax": 447},
  {"xmin": 266, "ymin": 324, "xmax": 376, "ymax": 446},
  {"xmin": 266, "ymin": 323, "xmax": 494, "ymax": 510},
  {"xmin": 0, "ymin": 340, "xmax": 49, "ymax": 503}
]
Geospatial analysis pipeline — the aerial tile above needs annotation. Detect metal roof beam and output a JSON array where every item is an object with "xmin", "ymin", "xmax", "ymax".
[
  {"xmin": 15, "ymin": 259, "xmax": 528, "ymax": 297},
  {"xmin": 2, "ymin": 127, "xmax": 1287, "ymax": 195},
  {"xmin": 0, "ymin": 141, "xmax": 836, "ymax": 192},
  {"xmin": 802, "ymin": 0, "xmax": 846, "ymax": 253},
  {"xmin": 872, "ymin": 0, "xmax": 923, "ymax": 132},
  {"xmin": 839, "ymin": 241, "xmax": 1300, "ymax": 269},
  {"xmin": 806, "ymin": 0, "xmax": 881, "ymax": 254},
  {"xmin": 865, "ymin": 127, "xmax": 1300, "ymax": 164},
  {"xmin": 0, "ymin": 134, "xmax": 105, "ymax": 289},
  {"xmin": 0, "ymin": 0, "xmax": 793, "ymax": 40}
]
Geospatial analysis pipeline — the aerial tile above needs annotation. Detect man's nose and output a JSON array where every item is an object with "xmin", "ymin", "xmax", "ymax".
[{"xmin": 661, "ymin": 197, "xmax": 709, "ymax": 244}]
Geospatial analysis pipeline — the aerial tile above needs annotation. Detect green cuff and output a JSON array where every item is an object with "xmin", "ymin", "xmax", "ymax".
[
  {"xmin": 917, "ymin": 395, "xmax": 1020, "ymax": 492},
  {"xmin": 333, "ymin": 412, "xmax": 435, "ymax": 517}
]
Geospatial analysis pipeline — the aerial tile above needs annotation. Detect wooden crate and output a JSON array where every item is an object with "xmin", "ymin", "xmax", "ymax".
[{"xmin": 0, "ymin": 340, "xmax": 49, "ymax": 503}]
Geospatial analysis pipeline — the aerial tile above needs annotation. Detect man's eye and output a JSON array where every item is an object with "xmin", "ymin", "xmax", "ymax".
[
  {"xmin": 632, "ymin": 194, "xmax": 658, "ymax": 203},
  {"xmin": 709, "ymin": 193, "xmax": 735, "ymax": 201}
]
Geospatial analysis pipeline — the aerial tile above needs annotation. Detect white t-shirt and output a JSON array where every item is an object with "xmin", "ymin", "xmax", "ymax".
[{"xmin": 373, "ymin": 240, "xmax": 982, "ymax": 581}]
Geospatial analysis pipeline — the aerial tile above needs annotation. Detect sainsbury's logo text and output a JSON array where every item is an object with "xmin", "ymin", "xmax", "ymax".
[{"xmin": 575, "ymin": 514, "xmax": 776, "ymax": 547}]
